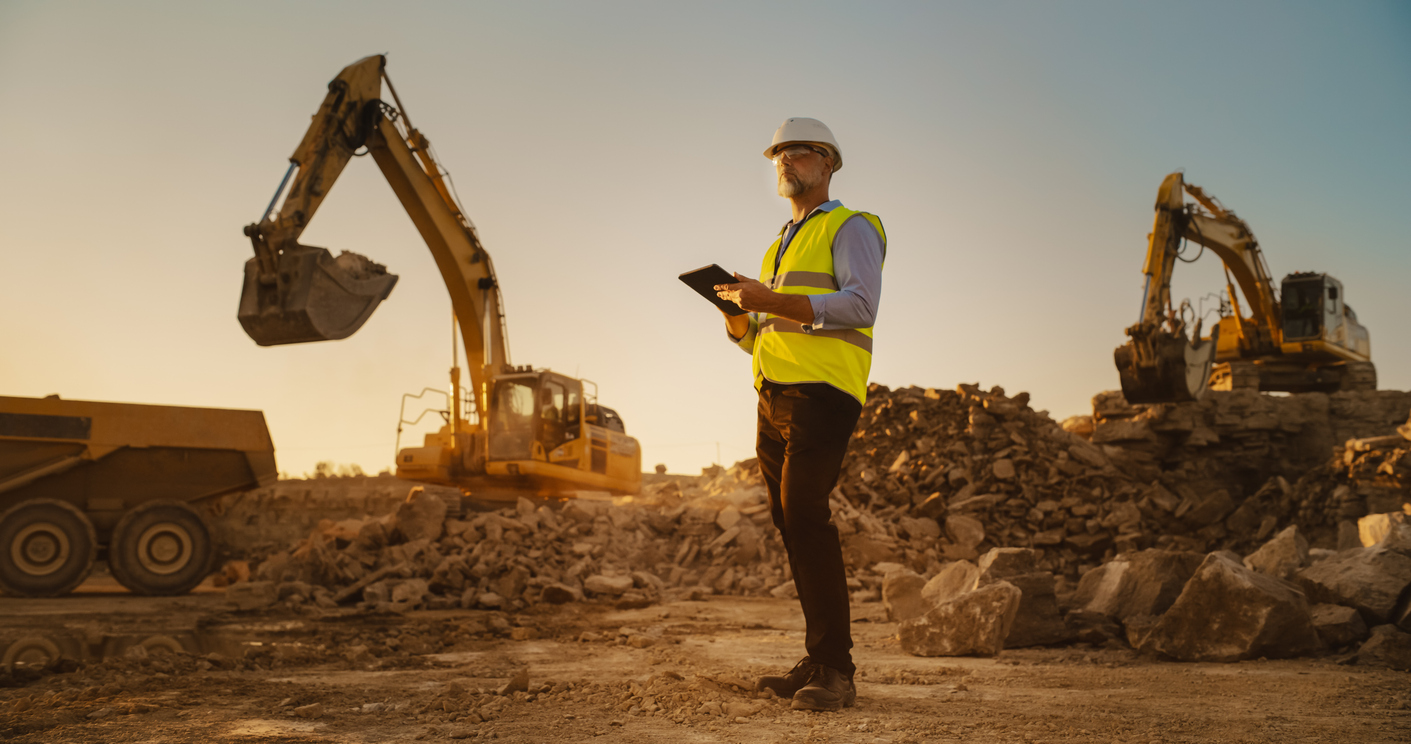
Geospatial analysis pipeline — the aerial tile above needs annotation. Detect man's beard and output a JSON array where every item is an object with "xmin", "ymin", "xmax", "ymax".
[{"xmin": 778, "ymin": 170, "xmax": 821, "ymax": 198}]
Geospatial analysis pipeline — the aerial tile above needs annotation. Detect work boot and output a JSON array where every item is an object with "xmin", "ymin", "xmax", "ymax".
[
  {"xmin": 755, "ymin": 657, "xmax": 817, "ymax": 698},
  {"xmin": 790, "ymin": 665, "xmax": 856, "ymax": 712}
]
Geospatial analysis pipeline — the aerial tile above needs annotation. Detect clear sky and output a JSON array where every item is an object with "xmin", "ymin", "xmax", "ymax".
[{"xmin": 2, "ymin": 1, "xmax": 1407, "ymax": 477}]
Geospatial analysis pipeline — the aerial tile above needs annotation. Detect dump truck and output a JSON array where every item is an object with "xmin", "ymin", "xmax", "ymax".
[
  {"xmin": 0, "ymin": 395, "xmax": 277, "ymax": 597},
  {"xmin": 237, "ymin": 54, "xmax": 640, "ymax": 500}
]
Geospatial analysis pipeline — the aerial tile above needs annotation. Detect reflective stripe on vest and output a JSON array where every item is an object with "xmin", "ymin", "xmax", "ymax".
[
  {"xmin": 758, "ymin": 317, "xmax": 874, "ymax": 353},
  {"xmin": 769, "ymin": 271, "xmax": 839, "ymax": 291},
  {"xmin": 752, "ymin": 205, "xmax": 885, "ymax": 404}
]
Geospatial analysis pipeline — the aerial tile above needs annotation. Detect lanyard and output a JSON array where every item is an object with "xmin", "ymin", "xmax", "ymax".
[{"xmin": 774, "ymin": 209, "xmax": 826, "ymax": 277}]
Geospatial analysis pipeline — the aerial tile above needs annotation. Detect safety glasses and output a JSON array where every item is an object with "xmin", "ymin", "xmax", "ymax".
[{"xmin": 772, "ymin": 145, "xmax": 829, "ymax": 165}]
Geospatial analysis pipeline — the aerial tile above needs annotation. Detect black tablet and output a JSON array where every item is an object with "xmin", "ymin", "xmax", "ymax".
[{"xmin": 679, "ymin": 264, "xmax": 748, "ymax": 316}]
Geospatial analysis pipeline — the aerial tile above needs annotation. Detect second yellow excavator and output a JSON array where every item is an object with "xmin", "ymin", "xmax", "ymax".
[
  {"xmin": 1115, "ymin": 172, "xmax": 1374, "ymax": 404},
  {"xmin": 237, "ymin": 55, "xmax": 640, "ymax": 498}
]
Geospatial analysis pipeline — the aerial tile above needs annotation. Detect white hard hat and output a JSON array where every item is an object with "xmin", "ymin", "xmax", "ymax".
[{"xmin": 764, "ymin": 117, "xmax": 842, "ymax": 172}]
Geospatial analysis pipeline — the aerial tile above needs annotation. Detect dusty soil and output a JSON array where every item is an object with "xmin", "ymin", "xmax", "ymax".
[{"xmin": 1, "ymin": 574, "xmax": 1407, "ymax": 744}]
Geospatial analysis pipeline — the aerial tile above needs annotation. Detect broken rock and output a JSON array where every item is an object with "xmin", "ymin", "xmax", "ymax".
[
  {"xmin": 539, "ymin": 583, "xmax": 582, "ymax": 605},
  {"xmin": 899, "ymin": 581, "xmax": 1022, "ymax": 657},
  {"xmin": 1064, "ymin": 609, "xmax": 1124, "ymax": 645},
  {"xmin": 1071, "ymin": 549, "xmax": 1204, "ymax": 622},
  {"xmin": 393, "ymin": 487, "xmax": 448, "ymax": 543},
  {"xmin": 1148, "ymin": 552, "xmax": 1321, "ymax": 662},
  {"xmin": 880, "ymin": 570, "xmax": 925, "ymax": 624},
  {"xmin": 1355, "ymin": 625, "xmax": 1411, "ymax": 671},
  {"xmin": 1357, "ymin": 512, "xmax": 1408, "ymax": 548},
  {"xmin": 1296, "ymin": 546, "xmax": 1411, "ymax": 624},
  {"xmin": 945, "ymin": 515, "xmax": 985, "ymax": 551},
  {"xmin": 225, "ymin": 581, "xmax": 279, "ymax": 611},
  {"xmin": 1310, "ymin": 603, "xmax": 1369, "ymax": 649},
  {"xmin": 390, "ymin": 579, "xmax": 429, "ymax": 611},
  {"xmin": 974, "ymin": 548, "xmax": 1068, "ymax": 647},
  {"xmin": 882, "ymin": 569, "xmax": 929, "ymax": 622},
  {"xmin": 498, "ymin": 668, "xmax": 530, "ymax": 696},
  {"xmin": 1244, "ymin": 525, "xmax": 1309, "ymax": 581},
  {"xmin": 583, "ymin": 574, "xmax": 635, "ymax": 597},
  {"xmin": 921, "ymin": 560, "xmax": 979, "ymax": 607}
]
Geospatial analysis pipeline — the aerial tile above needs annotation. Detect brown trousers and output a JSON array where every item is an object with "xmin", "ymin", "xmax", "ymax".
[{"xmin": 756, "ymin": 379, "xmax": 862, "ymax": 677}]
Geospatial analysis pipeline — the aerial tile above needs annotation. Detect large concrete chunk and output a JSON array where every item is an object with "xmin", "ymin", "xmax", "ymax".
[
  {"xmin": 921, "ymin": 560, "xmax": 979, "ymax": 607},
  {"xmin": 1376, "ymin": 522, "xmax": 1411, "ymax": 556},
  {"xmin": 1310, "ymin": 603, "xmax": 1369, "ymax": 649},
  {"xmin": 583, "ymin": 574, "xmax": 635, "ymax": 596},
  {"xmin": 1148, "ymin": 552, "xmax": 1322, "ymax": 662},
  {"xmin": 1071, "ymin": 549, "xmax": 1204, "ymax": 622},
  {"xmin": 1296, "ymin": 546, "xmax": 1411, "ymax": 624},
  {"xmin": 1355, "ymin": 625, "xmax": 1411, "ymax": 671},
  {"xmin": 899, "ymin": 581, "xmax": 1022, "ymax": 657},
  {"xmin": 1357, "ymin": 512, "xmax": 1408, "ymax": 548},
  {"xmin": 997, "ymin": 572, "xmax": 1071, "ymax": 647},
  {"xmin": 975, "ymin": 548, "xmax": 1069, "ymax": 647},
  {"xmin": 882, "ymin": 569, "xmax": 929, "ymax": 622},
  {"xmin": 1244, "ymin": 525, "xmax": 1309, "ymax": 580},
  {"xmin": 976, "ymin": 547, "xmax": 1036, "ymax": 577},
  {"xmin": 393, "ymin": 487, "xmax": 448, "ymax": 543},
  {"xmin": 943, "ymin": 515, "xmax": 985, "ymax": 560}
]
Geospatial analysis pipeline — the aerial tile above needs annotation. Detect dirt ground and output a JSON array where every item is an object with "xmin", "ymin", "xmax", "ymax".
[{"xmin": 1, "ymin": 572, "xmax": 1407, "ymax": 744}]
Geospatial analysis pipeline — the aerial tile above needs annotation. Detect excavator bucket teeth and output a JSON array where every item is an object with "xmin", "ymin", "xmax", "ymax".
[
  {"xmin": 1114, "ymin": 331, "xmax": 1217, "ymax": 405},
  {"xmin": 238, "ymin": 246, "xmax": 398, "ymax": 346}
]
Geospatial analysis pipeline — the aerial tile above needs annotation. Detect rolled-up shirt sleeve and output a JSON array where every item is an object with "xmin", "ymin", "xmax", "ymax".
[{"xmin": 806, "ymin": 214, "xmax": 885, "ymax": 331}]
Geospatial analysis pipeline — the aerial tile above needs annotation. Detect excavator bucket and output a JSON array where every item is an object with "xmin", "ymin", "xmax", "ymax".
[
  {"xmin": 238, "ymin": 246, "xmax": 398, "ymax": 346},
  {"xmin": 1114, "ymin": 327, "xmax": 1218, "ymax": 405}
]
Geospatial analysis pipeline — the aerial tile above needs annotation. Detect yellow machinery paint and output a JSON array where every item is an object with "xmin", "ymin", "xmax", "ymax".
[
  {"xmin": 1115, "ymin": 173, "xmax": 1374, "ymax": 403},
  {"xmin": 237, "ymin": 56, "xmax": 640, "ymax": 501},
  {"xmin": 0, "ymin": 395, "xmax": 276, "ymax": 597}
]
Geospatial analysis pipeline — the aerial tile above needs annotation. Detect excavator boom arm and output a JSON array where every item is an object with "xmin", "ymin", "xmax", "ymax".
[
  {"xmin": 1136, "ymin": 172, "xmax": 1281, "ymax": 337},
  {"xmin": 248, "ymin": 56, "xmax": 384, "ymax": 270},
  {"xmin": 366, "ymin": 112, "xmax": 508, "ymax": 413},
  {"xmin": 1180, "ymin": 212, "xmax": 1279, "ymax": 334},
  {"xmin": 238, "ymin": 55, "xmax": 509, "ymax": 416}
]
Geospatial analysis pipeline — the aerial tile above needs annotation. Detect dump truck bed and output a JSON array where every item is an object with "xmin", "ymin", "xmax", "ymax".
[{"xmin": 0, "ymin": 396, "xmax": 276, "ymax": 530}]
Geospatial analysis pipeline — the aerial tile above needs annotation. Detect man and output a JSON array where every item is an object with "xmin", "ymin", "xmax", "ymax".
[{"xmin": 713, "ymin": 117, "xmax": 885, "ymax": 712}]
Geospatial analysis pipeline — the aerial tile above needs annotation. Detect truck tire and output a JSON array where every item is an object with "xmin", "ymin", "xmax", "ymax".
[
  {"xmin": 109, "ymin": 500, "xmax": 214, "ymax": 596},
  {"xmin": 3, "ymin": 635, "xmax": 62, "ymax": 671},
  {"xmin": 0, "ymin": 499, "xmax": 97, "ymax": 597}
]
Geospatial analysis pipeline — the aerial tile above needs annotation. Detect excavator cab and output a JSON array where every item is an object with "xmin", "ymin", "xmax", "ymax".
[
  {"xmin": 237, "ymin": 244, "xmax": 398, "ymax": 346},
  {"xmin": 1280, "ymin": 273, "xmax": 1329, "ymax": 341}
]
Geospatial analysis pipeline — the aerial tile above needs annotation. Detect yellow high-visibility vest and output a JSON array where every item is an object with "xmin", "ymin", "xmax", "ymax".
[{"xmin": 752, "ymin": 205, "xmax": 885, "ymax": 403}]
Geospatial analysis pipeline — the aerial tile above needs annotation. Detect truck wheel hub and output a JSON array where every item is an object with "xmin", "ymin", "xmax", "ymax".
[
  {"xmin": 12, "ymin": 524, "xmax": 69, "ymax": 576},
  {"xmin": 137, "ymin": 523, "xmax": 191, "ymax": 575}
]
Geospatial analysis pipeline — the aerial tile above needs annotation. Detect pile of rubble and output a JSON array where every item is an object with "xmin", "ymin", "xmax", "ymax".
[
  {"xmin": 1277, "ymin": 409, "xmax": 1411, "ymax": 546},
  {"xmin": 233, "ymin": 381, "xmax": 1147, "ymax": 615},
  {"xmin": 836, "ymin": 383, "xmax": 1144, "ymax": 581},
  {"xmin": 230, "ymin": 470, "xmax": 804, "ymax": 615},
  {"xmin": 1078, "ymin": 388, "xmax": 1411, "ymax": 551},
  {"xmin": 206, "ymin": 477, "xmax": 416, "ymax": 559},
  {"xmin": 882, "ymin": 516, "xmax": 1411, "ymax": 668},
  {"xmin": 226, "ymin": 381, "xmax": 1411, "ymax": 669},
  {"xmin": 830, "ymin": 383, "xmax": 1408, "ymax": 575}
]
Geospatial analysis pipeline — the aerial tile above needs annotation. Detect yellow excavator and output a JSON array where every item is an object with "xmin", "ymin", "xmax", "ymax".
[
  {"xmin": 1115, "ymin": 172, "xmax": 1374, "ymax": 404},
  {"xmin": 237, "ymin": 55, "xmax": 640, "ymax": 498}
]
